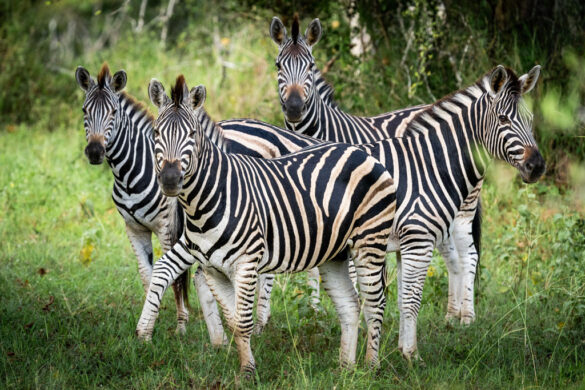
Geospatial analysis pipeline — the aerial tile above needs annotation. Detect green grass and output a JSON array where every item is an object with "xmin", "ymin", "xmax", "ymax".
[{"xmin": 1, "ymin": 120, "xmax": 584, "ymax": 388}]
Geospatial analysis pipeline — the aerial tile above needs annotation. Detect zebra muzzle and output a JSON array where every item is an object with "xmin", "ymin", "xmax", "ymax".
[
  {"xmin": 85, "ymin": 141, "xmax": 105, "ymax": 165},
  {"xmin": 520, "ymin": 146, "xmax": 546, "ymax": 183},
  {"xmin": 158, "ymin": 160, "xmax": 184, "ymax": 196},
  {"xmin": 283, "ymin": 89, "xmax": 305, "ymax": 123}
]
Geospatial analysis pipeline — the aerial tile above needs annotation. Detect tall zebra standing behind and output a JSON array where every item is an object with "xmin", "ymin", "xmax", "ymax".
[
  {"xmin": 270, "ymin": 15, "xmax": 483, "ymax": 325},
  {"xmin": 136, "ymin": 76, "xmax": 397, "ymax": 375},
  {"xmin": 75, "ymin": 64, "xmax": 226, "ymax": 345}
]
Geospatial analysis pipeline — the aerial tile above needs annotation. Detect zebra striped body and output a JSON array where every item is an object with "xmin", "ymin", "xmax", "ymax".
[
  {"xmin": 75, "ymin": 65, "xmax": 226, "ymax": 345},
  {"xmin": 359, "ymin": 66, "xmax": 544, "ymax": 359},
  {"xmin": 136, "ymin": 77, "xmax": 397, "ymax": 375},
  {"xmin": 271, "ymin": 15, "xmax": 482, "ymax": 325}
]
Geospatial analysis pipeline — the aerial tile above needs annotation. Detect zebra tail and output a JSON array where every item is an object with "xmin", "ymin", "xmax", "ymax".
[
  {"xmin": 472, "ymin": 197, "xmax": 482, "ymax": 291},
  {"xmin": 171, "ymin": 201, "xmax": 191, "ymax": 311}
]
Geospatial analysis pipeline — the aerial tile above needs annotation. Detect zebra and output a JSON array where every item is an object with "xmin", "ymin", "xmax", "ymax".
[
  {"xmin": 200, "ymin": 63, "xmax": 545, "ymax": 360},
  {"xmin": 270, "ymin": 15, "xmax": 483, "ymax": 325},
  {"xmin": 135, "ymin": 75, "xmax": 397, "ymax": 375},
  {"xmin": 75, "ymin": 64, "xmax": 226, "ymax": 346}
]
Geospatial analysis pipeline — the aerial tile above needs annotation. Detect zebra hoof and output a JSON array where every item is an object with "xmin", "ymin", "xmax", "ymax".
[
  {"xmin": 175, "ymin": 325, "xmax": 187, "ymax": 336},
  {"xmin": 136, "ymin": 329, "xmax": 152, "ymax": 342},
  {"xmin": 445, "ymin": 313, "xmax": 459, "ymax": 327},
  {"xmin": 460, "ymin": 315, "xmax": 475, "ymax": 326},
  {"xmin": 253, "ymin": 323, "xmax": 265, "ymax": 335}
]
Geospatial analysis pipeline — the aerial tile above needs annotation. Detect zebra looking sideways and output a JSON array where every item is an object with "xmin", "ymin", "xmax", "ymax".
[
  {"xmin": 75, "ymin": 64, "xmax": 226, "ymax": 345},
  {"xmin": 136, "ymin": 76, "xmax": 397, "ymax": 375},
  {"xmin": 270, "ymin": 15, "xmax": 483, "ymax": 325}
]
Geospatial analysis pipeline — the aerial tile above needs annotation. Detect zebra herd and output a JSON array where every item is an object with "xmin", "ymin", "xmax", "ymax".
[{"xmin": 75, "ymin": 15, "xmax": 545, "ymax": 376}]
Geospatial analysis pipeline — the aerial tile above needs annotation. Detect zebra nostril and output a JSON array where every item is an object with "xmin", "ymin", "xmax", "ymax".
[{"xmin": 525, "ymin": 161, "xmax": 534, "ymax": 172}]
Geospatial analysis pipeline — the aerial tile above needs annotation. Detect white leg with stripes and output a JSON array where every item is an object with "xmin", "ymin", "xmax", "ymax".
[
  {"xmin": 353, "ymin": 249, "xmax": 387, "ymax": 367},
  {"xmin": 437, "ymin": 237, "xmax": 462, "ymax": 322},
  {"xmin": 254, "ymin": 274, "xmax": 274, "ymax": 334},
  {"xmin": 125, "ymin": 223, "xmax": 153, "ymax": 293},
  {"xmin": 454, "ymin": 212, "xmax": 478, "ymax": 325},
  {"xmin": 318, "ymin": 260, "xmax": 360, "ymax": 368},
  {"xmin": 193, "ymin": 267, "xmax": 227, "ymax": 346},
  {"xmin": 398, "ymin": 240, "xmax": 434, "ymax": 361},
  {"xmin": 306, "ymin": 267, "xmax": 321, "ymax": 310},
  {"xmin": 136, "ymin": 241, "xmax": 194, "ymax": 340}
]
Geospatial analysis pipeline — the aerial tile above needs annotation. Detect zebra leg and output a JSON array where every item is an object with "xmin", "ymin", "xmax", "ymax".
[
  {"xmin": 437, "ymin": 237, "xmax": 462, "ymax": 323},
  {"xmin": 124, "ymin": 223, "xmax": 153, "ymax": 293},
  {"xmin": 398, "ymin": 241, "xmax": 434, "ymax": 361},
  {"xmin": 193, "ymin": 267, "xmax": 228, "ymax": 347},
  {"xmin": 317, "ymin": 260, "xmax": 360, "ymax": 368},
  {"xmin": 453, "ymin": 211, "xmax": 478, "ymax": 325},
  {"xmin": 306, "ymin": 268, "xmax": 321, "ymax": 310},
  {"xmin": 254, "ymin": 274, "xmax": 274, "ymax": 334},
  {"xmin": 353, "ymin": 249, "xmax": 387, "ymax": 368},
  {"xmin": 159, "ymin": 238, "xmax": 190, "ymax": 335},
  {"xmin": 396, "ymin": 251, "xmax": 404, "ymax": 352},
  {"xmin": 204, "ymin": 261, "xmax": 258, "ymax": 377},
  {"xmin": 136, "ymin": 241, "xmax": 194, "ymax": 340}
]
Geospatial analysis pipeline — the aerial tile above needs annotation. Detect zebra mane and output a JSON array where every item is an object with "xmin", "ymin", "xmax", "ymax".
[
  {"xmin": 408, "ymin": 66, "xmax": 522, "ymax": 133},
  {"xmin": 314, "ymin": 69, "xmax": 337, "ymax": 107},
  {"xmin": 120, "ymin": 91, "xmax": 155, "ymax": 123},
  {"xmin": 171, "ymin": 75, "xmax": 187, "ymax": 107},
  {"xmin": 292, "ymin": 13, "xmax": 300, "ymax": 44},
  {"xmin": 197, "ymin": 108, "xmax": 231, "ymax": 151},
  {"xmin": 97, "ymin": 63, "xmax": 111, "ymax": 89}
]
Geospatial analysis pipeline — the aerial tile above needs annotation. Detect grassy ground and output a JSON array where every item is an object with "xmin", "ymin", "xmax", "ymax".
[{"xmin": 1, "ymin": 115, "xmax": 584, "ymax": 389}]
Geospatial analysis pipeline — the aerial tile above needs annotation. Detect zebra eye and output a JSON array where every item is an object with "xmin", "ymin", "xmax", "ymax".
[
  {"xmin": 82, "ymin": 108, "xmax": 87, "ymax": 115},
  {"xmin": 275, "ymin": 62, "xmax": 281, "ymax": 70},
  {"xmin": 308, "ymin": 62, "xmax": 315, "ymax": 71},
  {"xmin": 153, "ymin": 128, "xmax": 160, "ymax": 138},
  {"xmin": 498, "ymin": 115, "xmax": 510, "ymax": 124}
]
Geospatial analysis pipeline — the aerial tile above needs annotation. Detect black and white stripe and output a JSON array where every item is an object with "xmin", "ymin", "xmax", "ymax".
[
  {"xmin": 270, "ymin": 15, "xmax": 484, "ymax": 325},
  {"xmin": 75, "ymin": 64, "xmax": 226, "ymax": 345},
  {"xmin": 136, "ymin": 76, "xmax": 397, "ymax": 375}
]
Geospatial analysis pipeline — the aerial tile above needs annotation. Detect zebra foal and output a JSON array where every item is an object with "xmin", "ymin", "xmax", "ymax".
[
  {"xmin": 75, "ymin": 64, "xmax": 226, "ymax": 345},
  {"xmin": 136, "ymin": 76, "xmax": 397, "ymax": 375}
]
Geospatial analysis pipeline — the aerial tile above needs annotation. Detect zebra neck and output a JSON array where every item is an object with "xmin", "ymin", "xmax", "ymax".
[
  {"xmin": 179, "ymin": 135, "xmax": 228, "ymax": 225},
  {"xmin": 105, "ymin": 93, "xmax": 156, "ymax": 187},
  {"xmin": 404, "ymin": 86, "xmax": 491, "ymax": 181}
]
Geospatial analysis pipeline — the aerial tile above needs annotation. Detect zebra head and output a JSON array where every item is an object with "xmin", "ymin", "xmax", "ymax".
[
  {"xmin": 75, "ymin": 63, "xmax": 127, "ymax": 165},
  {"xmin": 270, "ymin": 15, "xmax": 322, "ymax": 123},
  {"xmin": 481, "ymin": 65, "xmax": 545, "ymax": 183},
  {"xmin": 148, "ymin": 75, "xmax": 206, "ymax": 197}
]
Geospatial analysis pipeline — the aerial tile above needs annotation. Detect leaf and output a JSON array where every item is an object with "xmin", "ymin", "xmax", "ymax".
[{"xmin": 80, "ymin": 242, "xmax": 95, "ymax": 266}]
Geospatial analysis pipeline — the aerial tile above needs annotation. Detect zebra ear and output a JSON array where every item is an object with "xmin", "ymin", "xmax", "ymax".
[
  {"xmin": 270, "ymin": 17, "xmax": 287, "ymax": 46},
  {"xmin": 488, "ymin": 65, "xmax": 508, "ymax": 96},
  {"xmin": 148, "ymin": 79, "xmax": 169, "ymax": 109},
  {"xmin": 519, "ymin": 65, "xmax": 541, "ymax": 95},
  {"xmin": 75, "ymin": 66, "xmax": 95, "ymax": 91},
  {"xmin": 305, "ymin": 18, "xmax": 322, "ymax": 46},
  {"xmin": 190, "ymin": 85, "xmax": 206, "ymax": 111},
  {"xmin": 111, "ymin": 70, "xmax": 127, "ymax": 92}
]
